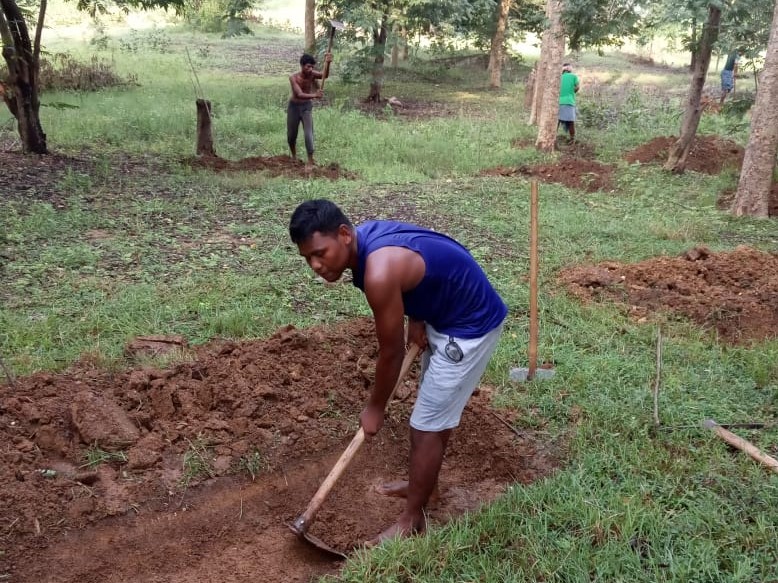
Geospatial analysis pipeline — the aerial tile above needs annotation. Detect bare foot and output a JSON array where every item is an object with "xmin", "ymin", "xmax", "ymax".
[
  {"xmin": 364, "ymin": 517, "xmax": 424, "ymax": 547},
  {"xmin": 373, "ymin": 480, "xmax": 440, "ymax": 505},
  {"xmin": 374, "ymin": 480, "xmax": 408, "ymax": 497}
]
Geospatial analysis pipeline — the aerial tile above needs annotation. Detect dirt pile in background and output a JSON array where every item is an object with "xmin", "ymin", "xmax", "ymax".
[
  {"xmin": 624, "ymin": 135, "xmax": 744, "ymax": 175},
  {"xmin": 1, "ymin": 318, "xmax": 560, "ymax": 582},
  {"xmin": 559, "ymin": 246, "xmax": 778, "ymax": 343},
  {"xmin": 186, "ymin": 154, "xmax": 356, "ymax": 180},
  {"xmin": 481, "ymin": 157, "xmax": 615, "ymax": 193}
]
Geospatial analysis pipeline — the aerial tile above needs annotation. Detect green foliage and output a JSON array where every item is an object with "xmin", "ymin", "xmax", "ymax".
[
  {"xmin": 75, "ymin": 0, "xmax": 187, "ymax": 17},
  {"xmin": 237, "ymin": 448, "xmax": 271, "ymax": 480},
  {"xmin": 181, "ymin": 436, "xmax": 216, "ymax": 487},
  {"xmin": 182, "ymin": 0, "xmax": 257, "ymax": 36},
  {"xmin": 118, "ymin": 28, "xmax": 174, "ymax": 52},
  {"xmin": 38, "ymin": 52, "xmax": 139, "ymax": 91},
  {"xmin": 82, "ymin": 445, "xmax": 128, "ymax": 468},
  {"xmin": 563, "ymin": 0, "xmax": 645, "ymax": 51}
]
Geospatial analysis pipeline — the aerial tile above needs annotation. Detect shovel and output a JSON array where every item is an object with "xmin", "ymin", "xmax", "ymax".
[
  {"xmin": 319, "ymin": 19, "xmax": 344, "ymax": 92},
  {"xmin": 288, "ymin": 343, "xmax": 421, "ymax": 558}
]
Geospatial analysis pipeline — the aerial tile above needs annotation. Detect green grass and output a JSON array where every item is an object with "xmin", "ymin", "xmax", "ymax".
[
  {"xmin": 82, "ymin": 445, "xmax": 128, "ymax": 468},
  {"xmin": 2, "ymin": 5, "xmax": 778, "ymax": 581}
]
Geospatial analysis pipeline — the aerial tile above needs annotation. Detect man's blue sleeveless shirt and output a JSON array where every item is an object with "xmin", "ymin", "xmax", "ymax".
[{"xmin": 352, "ymin": 221, "xmax": 507, "ymax": 338}]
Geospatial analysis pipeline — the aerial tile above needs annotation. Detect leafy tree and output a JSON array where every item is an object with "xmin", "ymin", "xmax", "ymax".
[
  {"xmin": 528, "ymin": 0, "xmax": 646, "ymax": 151},
  {"xmin": 316, "ymin": 0, "xmax": 524, "ymax": 101},
  {"xmin": 182, "ymin": 0, "xmax": 257, "ymax": 37},
  {"xmin": 664, "ymin": 3, "xmax": 721, "ymax": 173},
  {"xmin": 562, "ymin": 0, "xmax": 643, "ymax": 51},
  {"xmin": 1, "ymin": 0, "xmax": 184, "ymax": 154}
]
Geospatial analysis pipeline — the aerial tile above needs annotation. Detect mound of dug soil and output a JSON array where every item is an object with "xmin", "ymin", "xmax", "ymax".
[
  {"xmin": 186, "ymin": 154, "xmax": 356, "ymax": 180},
  {"xmin": 559, "ymin": 246, "xmax": 778, "ymax": 343},
  {"xmin": 1, "ymin": 318, "xmax": 559, "ymax": 583},
  {"xmin": 624, "ymin": 135, "xmax": 744, "ymax": 175},
  {"xmin": 481, "ymin": 157, "xmax": 615, "ymax": 193}
]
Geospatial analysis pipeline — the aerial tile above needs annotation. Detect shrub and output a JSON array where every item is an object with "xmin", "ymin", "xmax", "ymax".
[
  {"xmin": 182, "ymin": 0, "xmax": 258, "ymax": 37},
  {"xmin": 38, "ymin": 52, "xmax": 139, "ymax": 92}
]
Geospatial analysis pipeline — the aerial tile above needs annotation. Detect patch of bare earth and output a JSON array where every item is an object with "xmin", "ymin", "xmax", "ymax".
[
  {"xmin": 184, "ymin": 154, "xmax": 356, "ymax": 180},
  {"xmin": 481, "ymin": 157, "xmax": 615, "ymax": 193},
  {"xmin": 559, "ymin": 246, "xmax": 778, "ymax": 343},
  {"xmin": 624, "ymin": 135, "xmax": 744, "ymax": 175},
  {"xmin": 1, "ymin": 318, "xmax": 560, "ymax": 583}
]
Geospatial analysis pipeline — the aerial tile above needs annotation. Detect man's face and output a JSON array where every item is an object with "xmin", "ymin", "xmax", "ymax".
[
  {"xmin": 297, "ymin": 227, "xmax": 352, "ymax": 282},
  {"xmin": 301, "ymin": 63, "xmax": 315, "ymax": 78}
]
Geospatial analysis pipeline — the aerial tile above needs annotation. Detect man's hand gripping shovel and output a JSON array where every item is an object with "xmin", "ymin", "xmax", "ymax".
[{"xmin": 287, "ymin": 343, "xmax": 421, "ymax": 559}]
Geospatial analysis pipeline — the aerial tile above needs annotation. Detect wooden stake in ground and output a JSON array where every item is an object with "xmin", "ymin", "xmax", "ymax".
[
  {"xmin": 652, "ymin": 327, "xmax": 662, "ymax": 427},
  {"xmin": 703, "ymin": 419, "xmax": 778, "ymax": 474},
  {"xmin": 527, "ymin": 179, "xmax": 539, "ymax": 381},
  {"xmin": 186, "ymin": 47, "xmax": 216, "ymax": 157},
  {"xmin": 195, "ymin": 99, "xmax": 216, "ymax": 157}
]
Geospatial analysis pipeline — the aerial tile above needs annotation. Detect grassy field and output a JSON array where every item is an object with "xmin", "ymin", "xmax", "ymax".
[{"xmin": 1, "ymin": 3, "xmax": 777, "ymax": 581}]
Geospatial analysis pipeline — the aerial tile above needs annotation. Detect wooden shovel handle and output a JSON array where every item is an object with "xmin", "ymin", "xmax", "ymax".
[
  {"xmin": 528, "ymin": 180, "xmax": 539, "ymax": 380},
  {"xmin": 320, "ymin": 28, "xmax": 336, "ymax": 90},
  {"xmin": 292, "ymin": 343, "xmax": 421, "ymax": 534},
  {"xmin": 703, "ymin": 419, "xmax": 778, "ymax": 474}
]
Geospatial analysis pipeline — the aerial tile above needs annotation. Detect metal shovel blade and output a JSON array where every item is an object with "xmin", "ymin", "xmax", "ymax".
[
  {"xmin": 329, "ymin": 19, "xmax": 345, "ymax": 30},
  {"xmin": 287, "ymin": 521, "xmax": 348, "ymax": 560}
]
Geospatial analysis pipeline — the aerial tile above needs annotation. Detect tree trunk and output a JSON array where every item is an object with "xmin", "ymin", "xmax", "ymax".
[
  {"xmin": 529, "ymin": 0, "xmax": 556, "ymax": 125},
  {"xmin": 732, "ymin": 0, "xmax": 778, "ymax": 218},
  {"xmin": 400, "ymin": 26, "xmax": 409, "ymax": 61},
  {"xmin": 196, "ymin": 99, "xmax": 216, "ymax": 157},
  {"xmin": 664, "ymin": 4, "xmax": 720, "ymax": 174},
  {"xmin": 488, "ymin": 0, "xmax": 512, "ymax": 88},
  {"xmin": 304, "ymin": 0, "xmax": 315, "ymax": 54},
  {"xmin": 535, "ymin": 0, "xmax": 565, "ymax": 152},
  {"xmin": 0, "ymin": 0, "xmax": 47, "ymax": 154},
  {"xmin": 524, "ymin": 63, "xmax": 536, "ymax": 109},
  {"xmin": 391, "ymin": 21, "xmax": 399, "ymax": 67},
  {"xmin": 367, "ymin": 13, "xmax": 388, "ymax": 102}
]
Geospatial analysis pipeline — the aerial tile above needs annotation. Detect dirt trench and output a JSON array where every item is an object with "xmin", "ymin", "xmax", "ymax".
[{"xmin": 1, "ymin": 318, "xmax": 560, "ymax": 583}]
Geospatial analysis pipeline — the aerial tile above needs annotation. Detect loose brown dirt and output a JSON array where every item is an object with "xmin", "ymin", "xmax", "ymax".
[
  {"xmin": 185, "ymin": 154, "xmax": 356, "ymax": 180},
  {"xmin": 624, "ymin": 135, "xmax": 744, "ymax": 175},
  {"xmin": 1, "ymin": 318, "xmax": 560, "ymax": 583},
  {"xmin": 559, "ymin": 246, "xmax": 778, "ymax": 344},
  {"xmin": 480, "ymin": 156, "xmax": 615, "ymax": 193}
]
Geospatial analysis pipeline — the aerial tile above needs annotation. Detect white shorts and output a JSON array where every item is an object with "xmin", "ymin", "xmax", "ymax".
[{"xmin": 409, "ymin": 323, "xmax": 504, "ymax": 432}]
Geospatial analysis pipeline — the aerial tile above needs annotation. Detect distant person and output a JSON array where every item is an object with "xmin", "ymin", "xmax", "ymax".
[
  {"xmin": 720, "ymin": 49, "xmax": 740, "ymax": 105},
  {"xmin": 558, "ymin": 63, "xmax": 580, "ymax": 143},
  {"xmin": 288, "ymin": 52, "xmax": 332, "ymax": 168}
]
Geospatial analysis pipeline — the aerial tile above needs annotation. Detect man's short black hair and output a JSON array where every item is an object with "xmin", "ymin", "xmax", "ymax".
[
  {"xmin": 300, "ymin": 53, "xmax": 316, "ymax": 66},
  {"xmin": 289, "ymin": 199, "xmax": 352, "ymax": 244}
]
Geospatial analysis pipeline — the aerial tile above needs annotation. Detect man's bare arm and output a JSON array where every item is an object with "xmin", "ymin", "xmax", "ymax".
[{"xmin": 358, "ymin": 246, "xmax": 425, "ymax": 436}]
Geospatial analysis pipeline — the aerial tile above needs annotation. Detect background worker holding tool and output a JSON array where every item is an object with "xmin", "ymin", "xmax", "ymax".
[
  {"xmin": 287, "ymin": 52, "xmax": 332, "ymax": 168},
  {"xmin": 289, "ymin": 199, "xmax": 507, "ymax": 545}
]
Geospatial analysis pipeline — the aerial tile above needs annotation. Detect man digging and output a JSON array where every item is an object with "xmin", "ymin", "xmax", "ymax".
[
  {"xmin": 289, "ymin": 199, "xmax": 508, "ymax": 545},
  {"xmin": 287, "ymin": 53, "xmax": 332, "ymax": 169}
]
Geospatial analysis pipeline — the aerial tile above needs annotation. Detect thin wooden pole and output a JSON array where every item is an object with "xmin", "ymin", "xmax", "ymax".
[
  {"xmin": 703, "ymin": 419, "xmax": 778, "ymax": 474},
  {"xmin": 653, "ymin": 327, "xmax": 662, "ymax": 426},
  {"xmin": 528, "ymin": 180, "xmax": 539, "ymax": 381}
]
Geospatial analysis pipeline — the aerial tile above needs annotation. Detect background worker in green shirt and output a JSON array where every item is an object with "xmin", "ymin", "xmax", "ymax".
[{"xmin": 558, "ymin": 63, "xmax": 580, "ymax": 143}]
